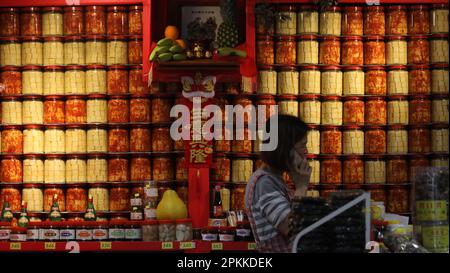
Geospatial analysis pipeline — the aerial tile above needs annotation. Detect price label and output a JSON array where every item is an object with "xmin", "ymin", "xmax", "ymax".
[
  {"xmin": 248, "ymin": 243, "xmax": 256, "ymax": 250},
  {"xmin": 10, "ymin": 243, "xmax": 21, "ymax": 250},
  {"xmin": 45, "ymin": 242, "xmax": 56, "ymax": 250},
  {"xmin": 211, "ymin": 243, "xmax": 223, "ymax": 251},
  {"xmin": 180, "ymin": 241, "xmax": 195, "ymax": 249},
  {"xmin": 162, "ymin": 242, "xmax": 173, "ymax": 249},
  {"xmin": 100, "ymin": 242, "xmax": 112, "ymax": 250}
]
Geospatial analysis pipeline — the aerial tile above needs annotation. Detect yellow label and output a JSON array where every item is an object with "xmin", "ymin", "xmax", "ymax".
[
  {"xmin": 212, "ymin": 243, "xmax": 223, "ymax": 250},
  {"xmin": 10, "ymin": 243, "xmax": 21, "ymax": 250},
  {"xmin": 45, "ymin": 242, "xmax": 56, "ymax": 250},
  {"xmin": 248, "ymin": 243, "xmax": 257, "ymax": 250},
  {"xmin": 422, "ymin": 225, "xmax": 449, "ymax": 253},
  {"xmin": 416, "ymin": 201, "xmax": 448, "ymax": 221},
  {"xmin": 162, "ymin": 242, "xmax": 173, "ymax": 249},
  {"xmin": 180, "ymin": 242, "xmax": 195, "ymax": 249},
  {"xmin": 100, "ymin": 242, "xmax": 112, "ymax": 250}
]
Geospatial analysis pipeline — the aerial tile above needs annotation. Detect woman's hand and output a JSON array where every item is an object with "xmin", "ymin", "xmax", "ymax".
[{"xmin": 288, "ymin": 150, "xmax": 312, "ymax": 196}]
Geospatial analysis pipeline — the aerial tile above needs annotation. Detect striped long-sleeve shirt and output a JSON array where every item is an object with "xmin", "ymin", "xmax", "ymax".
[{"xmin": 245, "ymin": 168, "xmax": 293, "ymax": 253}]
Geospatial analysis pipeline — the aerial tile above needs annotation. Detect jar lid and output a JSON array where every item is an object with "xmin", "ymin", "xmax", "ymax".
[
  {"xmin": 343, "ymin": 66, "xmax": 364, "ymax": 71},
  {"xmin": 88, "ymin": 183, "xmax": 108, "ymax": 188},
  {"xmin": 45, "ymin": 154, "xmax": 65, "ymax": 159},
  {"xmin": 321, "ymin": 125, "xmax": 340, "ymax": 130},
  {"xmin": 108, "ymin": 65, "xmax": 128, "ymax": 70},
  {"xmin": 257, "ymin": 35, "xmax": 273, "ymax": 41},
  {"xmin": 321, "ymin": 36, "xmax": 340, "ymax": 41},
  {"xmin": 408, "ymin": 35, "xmax": 428, "ymax": 40},
  {"xmin": 367, "ymin": 96, "xmax": 386, "ymax": 100},
  {"xmin": 231, "ymin": 153, "xmax": 252, "ymax": 158},
  {"xmin": 85, "ymin": 6, "xmax": 106, "ymax": 11},
  {"xmin": 22, "ymin": 66, "xmax": 42, "ymax": 71},
  {"xmin": 278, "ymin": 95, "xmax": 298, "ymax": 100},
  {"xmin": 23, "ymin": 154, "xmax": 44, "ymax": 159},
  {"xmin": 386, "ymin": 155, "xmax": 406, "ymax": 160},
  {"xmin": 44, "ymin": 183, "xmax": 65, "ymax": 188},
  {"xmin": 300, "ymin": 94, "xmax": 320, "ymax": 100},
  {"xmin": 64, "ymin": 35, "xmax": 83, "ymax": 41},
  {"xmin": 1, "ymin": 155, "xmax": 21, "ymax": 159},
  {"xmin": 431, "ymin": 154, "xmax": 449, "ymax": 159},
  {"xmin": 21, "ymin": 7, "xmax": 41, "ymax": 12},
  {"xmin": 343, "ymin": 36, "xmax": 363, "ymax": 41},
  {"xmin": 387, "ymin": 125, "xmax": 407, "ymax": 130},
  {"xmin": 409, "ymin": 95, "xmax": 430, "ymax": 100},
  {"xmin": 142, "ymin": 220, "xmax": 158, "ymax": 225},
  {"xmin": 66, "ymin": 154, "xmax": 87, "ymax": 159},
  {"xmin": 107, "ymin": 35, "xmax": 128, "ymax": 41},
  {"xmin": 306, "ymin": 154, "xmax": 318, "ymax": 159},
  {"xmin": 85, "ymin": 35, "xmax": 106, "ymax": 41},
  {"xmin": 323, "ymin": 6, "xmax": 341, "ymax": 12},
  {"xmin": 431, "ymin": 63, "xmax": 449, "ymax": 69},
  {"xmin": 365, "ymin": 155, "xmax": 385, "ymax": 160},
  {"xmin": 321, "ymin": 66, "xmax": 341, "ymax": 71},
  {"xmin": 344, "ymin": 6, "xmax": 362, "ymax": 12},
  {"xmin": 343, "ymin": 125, "xmax": 363, "ymax": 130},
  {"xmin": 0, "ymin": 66, "xmax": 21, "ymax": 71},
  {"xmin": 342, "ymin": 155, "xmax": 363, "ymax": 160},
  {"xmin": 256, "ymin": 95, "xmax": 276, "ymax": 100},
  {"xmin": 307, "ymin": 125, "xmax": 320, "ymax": 130},
  {"xmin": 432, "ymin": 94, "xmax": 449, "ymax": 100},
  {"xmin": 276, "ymin": 35, "xmax": 296, "ymax": 41},
  {"xmin": 365, "ymin": 35, "xmax": 384, "ymax": 41},
  {"xmin": 365, "ymin": 5, "xmax": 384, "ymax": 11},
  {"xmin": 128, "ymin": 35, "xmax": 143, "ymax": 41},
  {"xmin": 108, "ymin": 153, "xmax": 129, "ymax": 158},
  {"xmin": 279, "ymin": 66, "xmax": 297, "ymax": 72},
  {"xmin": 0, "ymin": 37, "xmax": 20, "ymax": 42},
  {"xmin": 278, "ymin": 5, "xmax": 296, "ymax": 12},
  {"xmin": 386, "ymin": 36, "xmax": 407, "ymax": 41},
  {"xmin": 2, "ymin": 125, "xmax": 22, "ymax": 130},
  {"xmin": 322, "ymin": 96, "xmax": 341, "ymax": 101},
  {"xmin": 298, "ymin": 5, "xmax": 318, "ymax": 10},
  {"xmin": 158, "ymin": 219, "xmax": 175, "ymax": 224},
  {"xmin": 386, "ymin": 5, "xmax": 406, "ymax": 10},
  {"xmin": 22, "ymin": 36, "xmax": 42, "ymax": 42},
  {"xmin": 43, "ymin": 65, "xmax": 64, "ymax": 71},
  {"xmin": 86, "ymin": 65, "xmax": 107, "ymax": 70},
  {"xmin": 42, "ymin": 7, "xmax": 63, "ymax": 12},
  {"xmin": 64, "ymin": 6, "xmax": 84, "ymax": 12},
  {"xmin": 66, "ymin": 95, "xmax": 85, "ymax": 99},
  {"xmin": 22, "ymin": 183, "xmax": 43, "ymax": 188},
  {"xmin": 0, "ymin": 7, "xmax": 19, "ymax": 12},
  {"xmin": 43, "ymin": 36, "xmax": 64, "ymax": 42},
  {"xmin": 343, "ymin": 184, "xmax": 363, "ymax": 190},
  {"xmin": 298, "ymin": 35, "xmax": 319, "ymax": 40},
  {"xmin": 87, "ymin": 94, "xmax": 107, "ymax": 99},
  {"xmin": 66, "ymin": 183, "xmax": 86, "ymax": 188},
  {"xmin": 321, "ymin": 185, "xmax": 339, "ymax": 190},
  {"xmin": 365, "ymin": 184, "xmax": 385, "ymax": 189},
  {"xmin": 107, "ymin": 6, "xmax": 128, "ymax": 12},
  {"xmin": 87, "ymin": 153, "xmax": 108, "ymax": 159},
  {"xmin": 22, "ymin": 94, "xmax": 43, "ymax": 100},
  {"xmin": 343, "ymin": 96, "xmax": 363, "ymax": 101},
  {"xmin": 432, "ymin": 4, "xmax": 449, "ymax": 8},
  {"xmin": 175, "ymin": 218, "xmax": 192, "ymax": 224},
  {"xmin": 432, "ymin": 124, "xmax": 450, "ymax": 130},
  {"xmin": 365, "ymin": 125, "xmax": 384, "ymax": 130},
  {"xmin": 130, "ymin": 5, "xmax": 143, "ymax": 11},
  {"xmin": 23, "ymin": 124, "xmax": 44, "ymax": 130},
  {"xmin": 410, "ymin": 5, "xmax": 429, "ymax": 10},
  {"xmin": 300, "ymin": 65, "xmax": 320, "ymax": 70},
  {"xmin": 1, "ymin": 96, "xmax": 21, "ymax": 100},
  {"xmin": 320, "ymin": 155, "xmax": 340, "ymax": 160},
  {"xmin": 45, "ymin": 125, "xmax": 64, "ymax": 129},
  {"xmin": 387, "ymin": 95, "xmax": 408, "ymax": 101},
  {"xmin": 129, "ymin": 65, "xmax": 143, "ymax": 70},
  {"xmin": 409, "ymin": 64, "xmax": 430, "ymax": 70},
  {"xmin": 365, "ymin": 66, "xmax": 385, "ymax": 71},
  {"xmin": 65, "ymin": 65, "xmax": 85, "ymax": 71},
  {"xmin": 387, "ymin": 65, "xmax": 408, "ymax": 70},
  {"xmin": 258, "ymin": 65, "xmax": 275, "ymax": 70}
]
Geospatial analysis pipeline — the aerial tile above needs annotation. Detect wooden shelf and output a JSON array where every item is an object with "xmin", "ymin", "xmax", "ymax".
[{"xmin": 158, "ymin": 60, "xmax": 240, "ymax": 69}]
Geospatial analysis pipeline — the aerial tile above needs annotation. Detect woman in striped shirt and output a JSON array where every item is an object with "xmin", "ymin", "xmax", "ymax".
[{"xmin": 245, "ymin": 115, "xmax": 312, "ymax": 253}]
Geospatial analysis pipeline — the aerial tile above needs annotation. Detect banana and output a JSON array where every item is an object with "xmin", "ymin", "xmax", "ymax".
[
  {"xmin": 173, "ymin": 54, "xmax": 187, "ymax": 61},
  {"xmin": 157, "ymin": 38, "xmax": 175, "ymax": 47},
  {"xmin": 149, "ymin": 48, "xmax": 158, "ymax": 61},
  {"xmin": 217, "ymin": 47, "xmax": 247, "ymax": 58},
  {"xmin": 169, "ymin": 45, "xmax": 183, "ymax": 54},
  {"xmin": 155, "ymin": 46, "xmax": 171, "ymax": 55},
  {"xmin": 158, "ymin": 52, "xmax": 173, "ymax": 62}
]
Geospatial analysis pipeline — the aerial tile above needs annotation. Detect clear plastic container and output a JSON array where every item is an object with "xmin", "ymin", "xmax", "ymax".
[{"xmin": 158, "ymin": 220, "xmax": 176, "ymax": 242}]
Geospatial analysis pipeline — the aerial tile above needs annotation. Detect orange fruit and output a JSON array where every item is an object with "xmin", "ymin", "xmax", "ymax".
[
  {"xmin": 164, "ymin": 25, "xmax": 180, "ymax": 40},
  {"xmin": 175, "ymin": 39, "xmax": 187, "ymax": 49}
]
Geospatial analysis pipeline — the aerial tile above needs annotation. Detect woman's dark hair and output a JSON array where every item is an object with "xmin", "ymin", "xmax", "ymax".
[{"xmin": 260, "ymin": 114, "xmax": 308, "ymax": 172}]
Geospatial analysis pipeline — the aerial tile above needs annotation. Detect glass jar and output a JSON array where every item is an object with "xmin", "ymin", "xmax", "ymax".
[
  {"xmin": 306, "ymin": 126, "xmax": 320, "ymax": 155},
  {"xmin": 1, "ymin": 126, "xmax": 23, "ymax": 154},
  {"xmin": 430, "ymin": 4, "xmax": 449, "ymax": 33},
  {"xmin": 342, "ymin": 37, "xmax": 363, "ymax": 66},
  {"xmin": 108, "ymin": 96, "xmax": 129, "ymax": 123},
  {"xmin": 44, "ymin": 155, "xmax": 65, "ymax": 184},
  {"xmin": 44, "ymin": 126, "xmax": 65, "ymax": 154},
  {"xmin": 431, "ymin": 155, "xmax": 449, "ymax": 167},
  {"xmin": 386, "ymin": 36, "xmax": 407, "ymax": 65},
  {"xmin": 366, "ymin": 185, "xmax": 386, "ymax": 203},
  {"xmin": 107, "ymin": 36, "xmax": 128, "ymax": 65},
  {"xmin": 107, "ymin": 65, "xmax": 128, "ymax": 94},
  {"xmin": 212, "ymin": 155, "xmax": 230, "ymax": 182},
  {"xmin": 321, "ymin": 66, "xmax": 342, "ymax": 95},
  {"xmin": 129, "ymin": 66, "xmax": 146, "ymax": 94},
  {"xmin": 175, "ymin": 219, "xmax": 193, "ymax": 241},
  {"xmin": 231, "ymin": 184, "xmax": 246, "ymax": 211},
  {"xmin": 275, "ymin": 5, "xmax": 296, "ymax": 35},
  {"xmin": 131, "ymin": 156, "xmax": 151, "ymax": 181},
  {"xmin": 386, "ymin": 5, "xmax": 407, "ymax": 35},
  {"xmin": 108, "ymin": 126, "xmax": 129, "ymax": 153},
  {"xmin": 366, "ymin": 96, "xmax": 387, "ymax": 125},
  {"xmin": 130, "ymin": 126, "xmax": 151, "ymax": 152},
  {"xmin": 387, "ymin": 66, "xmax": 408, "ymax": 95},
  {"xmin": 431, "ymin": 125, "xmax": 449, "ymax": 153},
  {"xmin": 20, "ymin": 7, "xmax": 41, "ymax": 36},
  {"xmin": 319, "ymin": 36, "xmax": 340, "ymax": 65},
  {"xmin": 297, "ymin": 35, "xmax": 318, "ymax": 64},
  {"xmin": 153, "ymin": 156, "xmax": 174, "ymax": 181},
  {"xmin": 2, "ymin": 97, "xmax": 22, "ymax": 125},
  {"xmin": 256, "ymin": 36, "xmax": 274, "ymax": 65},
  {"xmin": 21, "ymin": 37, "xmax": 43, "ymax": 66},
  {"xmin": 86, "ymin": 36, "xmax": 106, "ymax": 65},
  {"xmin": 86, "ymin": 6, "xmax": 106, "ymax": 35},
  {"xmin": 0, "ymin": 7, "xmax": 20, "ymax": 36},
  {"xmin": 64, "ymin": 36, "xmax": 85, "ymax": 65},
  {"xmin": 107, "ymin": 6, "xmax": 128, "ymax": 35},
  {"xmin": 22, "ymin": 66, "xmax": 43, "ymax": 95},
  {"xmin": 386, "ymin": 156, "xmax": 408, "ymax": 184},
  {"xmin": 0, "ymin": 38, "xmax": 21, "ymax": 66},
  {"xmin": 299, "ymin": 95, "xmax": 321, "ymax": 124},
  {"xmin": 65, "ymin": 96, "xmax": 86, "ymax": 123},
  {"xmin": 408, "ymin": 125, "xmax": 431, "ymax": 153},
  {"xmin": 432, "ymin": 96, "xmax": 449, "ymax": 123},
  {"xmin": 278, "ymin": 96, "xmax": 298, "ymax": 117},
  {"xmin": 364, "ymin": 36, "xmax": 385, "ymax": 65},
  {"xmin": 23, "ymin": 125, "xmax": 44, "ymax": 154},
  {"xmin": 343, "ymin": 97, "xmax": 364, "ymax": 125},
  {"xmin": 343, "ymin": 66, "xmax": 364, "ymax": 95},
  {"xmin": 42, "ymin": 66, "xmax": 64, "ymax": 95},
  {"xmin": 232, "ymin": 128, "xmax": 252, "ymax": 153},
  {"xmin": 88, "ymin": 184, "xmax": 109, "ymax": 211},
  {"xmin": 63, "ymin": 6, "xmax": 84, "ymax": 35},
  {"xmin": 43, "ymin": 37, "xmax": 64, "ymax": 66},
  {"xmin": 44, "ymin": 185, "xmax": 65, "ymax": 211},
  {"xmin": 409, "ymin": 96, "xmax": 431, "ymax": 124},
  {"xmin": 128, "ymin": 36, "xmax": 142, "ymax": 65},
  {"xmin": 321, "ymin": 96, "xmax": 342, "ymax": 125},
  {"xmin": 0, "ymin": 66, "xmax": 21, "ymax": 95},
  {"xmin": 64, "ymin": 66, "xmax": 85, "ymax": 95},
  {"xmin": 152, "ymin": 127, "xmax": 173, "ymax": 152},
  {"xmin": 66, "ymin": 155, "xmax": 87, "ymax": 183},
  {"xmin": 275, "ymin": 36, "xmax": 296, "ymax": 65},
  {"xmin": 342, "ymin": 126, "xmax": 364, "ymax": 155},
  {"xmin": 0, "ymin": 186, "xmax": 21, "ymax": 211},
  {"xmin": 108, "ymin": 156, "xmax": 129, "ymax": 182},
  {"xmin": 175, "ymin": 156, "xmax": 188, "ymax": 181},
  {"xmin": 387, "ymin": 125, "xmax": 408, "ymax": 154},
  {"xmin": 214, "ymin": 129, "xmax": 231, "ymax": 153},
  {"xmin": 142, "ymin": 220, "xmax": 159, "ymax": 241},
  {"xmin": 64, "ymin": 187, "xmax": 85, "ymax": 210},
  {"xmin": 42, "ymin": 7, "xmax": 63, "ymax": 36},
  {"xmin": 158, "ymin": 220, "xmax": 176, "ymax": 242},
  {"xmin": 342, "ymin": 6, "xmax": 363, "ymax": 36},
  {"xmin": 110, "ymin": 184, "xmax": 130, "ymax": 211},
  {"xmin": 431, "ymin": 64, "xmax": 449, "ymax": 94},
  {"xmin": 86, "ymin": 94, "xmax": 107, "ymax": 123},
  {"xmin": 23, "ymin": 155, "xmax": 44, "ymax": 183},
  {"xmin": 297, "ymin": 5, "xmax": 319, "ymax": 34},
  {"xmin": 409, "ymin": 5, "xmax": 430, "ymax": 35},
  {"xmin": 430, "ymin": 34, "xmax": 449, "ymax": 63},
  {"xmin": 308, "ymin": 155, "xmax": 320, "ymax": 184},
  {"xmin": 365, "ymin": 126, "xmax": 386, "ymax": 154},
  {"xmin": 65, "ymin": 125, "xmax": 87, "ymax": 153},
  {"xmin": 128, "ymin": 5, "xmax": 142, "ymax": 35},
  {"xmin": 87, "ymin": 154, "xmax": 108, "ymax": 183},
  {"xmin": 152, "ymin": 98, "xmax": 173, "ymax": 123},
  {"xmin": 298, "ymin": 66, "xmax": 320, "ymax": 95},
  {"xmin": 409, "ymin": 155, "xmax": 430, "ymax": 181},
  {"xmin": 387, "ymin": 186, "xmax": 409, "ymax": 214},
  {"xmin": 408, "ymin": 36, "xmax": 430, "ymax": 64},
  {"xmin": 365, "ymin": 156, "xmax": 386, "ymax": 184},
  {"xmin": 365, "ymin": 67, "xmax": 386, "ymax": 95},
  {"xmin": 320, "ymin": 6, "xmax": 341, "ymax": 35},
  {"xmin": 130, "ymin": 96, "xmax": 151, "ymax": 122},
  {"xmin": 86, "ymin": 65, "xmax": 107, "ymax": 94},
  {"xmin": 22, "ymin": 96, "xmax": 43, "ymax": 125},
  {"xmin": 1, "ymin": 156, "xmax": 22, "ymax": 183},
  {"xmin": 342, "ymin": 156, "xmax": 364, "ymax": 185},
  {"xmin": 321, "ymin": 126, "xmax": 342, "ymax": 155},
  {"xmin": 231, "ymin": 157, "xmax": 253, "ymax": 183},
  {"xmin": 257, "ymin": 67, "xmax": 277, "ymax": 95},
  {"xmin": 277, "ymin": 67, "xmax": 298, "ymax": 95},
  {"xmin": 364, "ymin": 6, "xmax": 385, "ymax": 35},
  {"xmin": 22, "ymin": 184, "xmax": 43, "ymax": 212},
  {"xmin": 409, "ymin": 65, "xmax": 431, "ymax": 95},
  {"xmin": 320, "ymin": 156, "xmax": 342, "ymax": 185}
]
